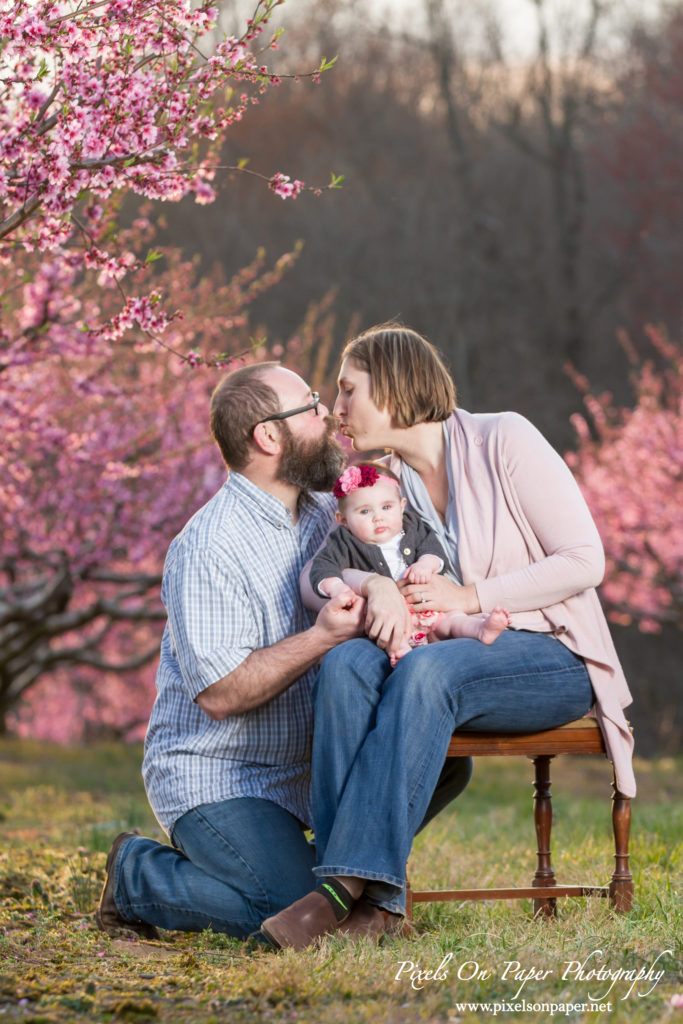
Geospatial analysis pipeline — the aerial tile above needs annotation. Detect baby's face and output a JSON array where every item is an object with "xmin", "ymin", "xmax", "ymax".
[{"xmin": 337, "ymin": 480, "xmax": 406, "ymax": 546}]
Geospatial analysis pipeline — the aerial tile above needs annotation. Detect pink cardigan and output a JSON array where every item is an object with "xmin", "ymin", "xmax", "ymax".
[{"xmin": 388, "ymin": 409, "xmax": 636, "ymax": 797}]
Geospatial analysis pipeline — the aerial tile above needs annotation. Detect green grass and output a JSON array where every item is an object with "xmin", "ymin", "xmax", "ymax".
[{"xmin": 0, "ymin": 739, "xmax": 680, "ymax": 1023}]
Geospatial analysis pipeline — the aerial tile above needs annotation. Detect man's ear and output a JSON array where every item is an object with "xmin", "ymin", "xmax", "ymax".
[{"xmin": 252, "ymin": 420, "xmax": 281, "ymax": 456}]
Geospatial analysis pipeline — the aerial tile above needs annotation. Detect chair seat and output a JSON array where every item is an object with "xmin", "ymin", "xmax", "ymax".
[{"xmin": 446, "ymin": 717, "xmax": 606, "ymax": 756}]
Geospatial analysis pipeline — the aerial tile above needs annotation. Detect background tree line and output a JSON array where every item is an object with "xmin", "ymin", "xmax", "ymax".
[{"xmin": 164, "ymin": 0, "xmax": 682, "ymax": 439}]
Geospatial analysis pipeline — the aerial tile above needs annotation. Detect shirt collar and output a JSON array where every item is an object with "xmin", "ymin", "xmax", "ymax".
[{"xmin": 225, "ymin": 472, "xmax": 322, "ymax": 529}]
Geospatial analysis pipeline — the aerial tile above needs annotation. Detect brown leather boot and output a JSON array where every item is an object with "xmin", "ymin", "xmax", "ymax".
[
  {"xmin": 337, "ymin": 899, "xmax": 406, "ymax": 942},
  {"xmin": 261, "ymin": 889, "xmax": 353, "ymax": 950},
  {"xmin": 95, "ymin": 831, "xmax": 160, "ymax": 940}
]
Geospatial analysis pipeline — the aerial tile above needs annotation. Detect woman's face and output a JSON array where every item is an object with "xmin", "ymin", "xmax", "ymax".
[{"xmin": 334, "ymin": 358, "xmax": 394, "ymax": 452}]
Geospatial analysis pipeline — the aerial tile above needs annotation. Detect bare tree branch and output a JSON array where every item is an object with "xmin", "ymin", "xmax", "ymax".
[
  {"xmin": 51, "ymin": 644, "xmax": 160, "ymax": 673},
  {"xmin": 0, "ymin": 195, "xmax": 45, "ymax": 241}
]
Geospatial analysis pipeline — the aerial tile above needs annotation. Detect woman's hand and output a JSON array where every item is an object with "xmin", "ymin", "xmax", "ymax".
[
  {"xmin": 398, "ymin": 575, "xmax": 481, "ymax": 616},
  {"xmin": 361, "ymin": 575, "xmax": 412, "ymax": 658}
]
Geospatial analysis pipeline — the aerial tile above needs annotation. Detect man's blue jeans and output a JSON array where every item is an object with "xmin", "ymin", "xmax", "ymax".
[
  {"xmin": 113, "ymin": 798, "xmax": 318, "ymax": 938},
  {"xmin": 311, "ymin": 631, "xmax": 594, "ymax": 915}
]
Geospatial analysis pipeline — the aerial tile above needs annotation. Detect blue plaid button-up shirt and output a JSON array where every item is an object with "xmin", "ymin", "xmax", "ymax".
[{"xmin": 143, "ymin": 473, "xmax": 336, "ymax": 834}]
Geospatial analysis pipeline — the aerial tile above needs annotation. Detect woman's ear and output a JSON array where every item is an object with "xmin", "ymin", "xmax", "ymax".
[{"xmin": 252, "ymin": 420, "xmax": 281, "ymax": 456}]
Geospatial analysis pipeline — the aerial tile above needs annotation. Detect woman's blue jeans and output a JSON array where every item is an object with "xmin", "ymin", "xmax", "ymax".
[{"xmin": 311, "ymin": 631, "xmax": 593, "ymax": 915}]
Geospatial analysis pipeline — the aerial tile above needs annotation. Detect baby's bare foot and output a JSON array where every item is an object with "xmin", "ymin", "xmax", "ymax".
[
  {"xmin": 390, "ymin": 642, "xmax": 414, "ymax": 666},
  {"xmin": 478, "ymin": 607, "xmax": 510, "ymax": 645}
]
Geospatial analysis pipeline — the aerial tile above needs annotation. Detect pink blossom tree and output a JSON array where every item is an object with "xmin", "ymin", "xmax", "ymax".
[
  {"xmin": 0, "ymin": 1, "xmax": 340, "ymax": 737},
  {"xmin": 0, "ymin": 219, "xmax": 318, "ymax": 736},
  {"xmin": 1, "ymin": 213, "xmax": 338, "ymax": 739},
  {"xmin": 566, "ymin": 328, "xmax": 683, "ymax": 633},
  {"xmin": 0, "ymin": 0, "xmax": 338, "ymax": 354}
]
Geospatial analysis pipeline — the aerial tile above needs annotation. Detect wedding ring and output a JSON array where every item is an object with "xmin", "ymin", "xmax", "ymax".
[{"xmin": 419, "ymin": 592, "xmax": 425, "ymax": 604}]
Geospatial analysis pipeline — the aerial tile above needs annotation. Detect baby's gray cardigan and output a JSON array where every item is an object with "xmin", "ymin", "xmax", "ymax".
[{"xmin": 309, "ymin": 509, "xmax": 450, "ymax": 594}]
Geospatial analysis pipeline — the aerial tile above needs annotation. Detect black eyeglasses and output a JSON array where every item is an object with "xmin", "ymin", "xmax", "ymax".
[{"xmin": 257, "ymin": 392, "xmax": 320, "ymax": 426}]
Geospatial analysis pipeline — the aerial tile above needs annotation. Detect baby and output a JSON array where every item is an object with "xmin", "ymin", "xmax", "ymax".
[{"xmin": 309, "ymin": 463, "xmax": 510, "ymax": 664}]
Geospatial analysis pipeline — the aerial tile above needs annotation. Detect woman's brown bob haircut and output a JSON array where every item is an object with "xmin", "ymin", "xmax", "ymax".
[{"xmin": 341, "ymin": 323, "xmax": 456, "ymax": 428}]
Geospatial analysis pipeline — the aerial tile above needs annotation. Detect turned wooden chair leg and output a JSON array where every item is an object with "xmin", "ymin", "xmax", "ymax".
[
  {"xmin": 609, "ymin": 771, "xmax": 634, "ymax": 912},
  {"xmin": 404, "ymin": 879, "xmax": 414, "ymax": 932},
  {"xmin": 532, "ymin": 754, "xmax": 557, "ymax": 918}
]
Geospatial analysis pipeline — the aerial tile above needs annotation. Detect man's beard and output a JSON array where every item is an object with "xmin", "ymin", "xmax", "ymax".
[{"xmin": 277, "ymin": 417, "xmax": 345, "ymax": 493}]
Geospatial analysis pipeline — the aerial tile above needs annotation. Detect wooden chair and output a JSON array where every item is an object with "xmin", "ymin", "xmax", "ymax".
[{"xmin": 406, "ymin": 718, "xmax": 633, "ymax": 924}]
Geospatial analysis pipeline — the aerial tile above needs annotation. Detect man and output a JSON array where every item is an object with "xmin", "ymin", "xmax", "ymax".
[{"xmin": 95, "ymin": 362, "xmax": 364, "ymax": 940}]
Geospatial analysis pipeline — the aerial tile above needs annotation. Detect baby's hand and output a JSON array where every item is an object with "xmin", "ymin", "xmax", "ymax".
[
  {"xmin": 404, "ymin": 554, "xmax": 441, "ymax": 585},
  {"xmin": 405, "ymin": 565, "xmax": 432, "ymax": 585},
  {"xmin": 334, "ymin": 584, "xmax": 357, "ymax": 607},
  {"xmin": 321, "ymin": 577, "xmax": 356, "ymax": 604}
]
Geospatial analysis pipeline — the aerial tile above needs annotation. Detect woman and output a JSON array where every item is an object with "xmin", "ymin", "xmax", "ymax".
[{"xmin": 260, "ymin": 324, "xmax": 635, "ymax": 950}]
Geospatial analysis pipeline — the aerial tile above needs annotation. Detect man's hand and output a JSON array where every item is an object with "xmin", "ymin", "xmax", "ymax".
[
  {"xmin": 361, "ymin": 575, "xmax": 412, "ymax": 659},
  {"xmin": 313, "ymin": 588, "xmax": 366, "ymax": 646}
]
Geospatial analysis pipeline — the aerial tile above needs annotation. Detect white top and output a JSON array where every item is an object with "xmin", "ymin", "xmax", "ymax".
[{"xmin": 376, "ymin": 532, "xmax": 408, "ymax": 581}]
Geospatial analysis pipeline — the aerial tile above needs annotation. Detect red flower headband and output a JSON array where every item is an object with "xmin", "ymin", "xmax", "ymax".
[{"xmin": 333, "ymin": 465, "xmax": 398, "ymax": 499}]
